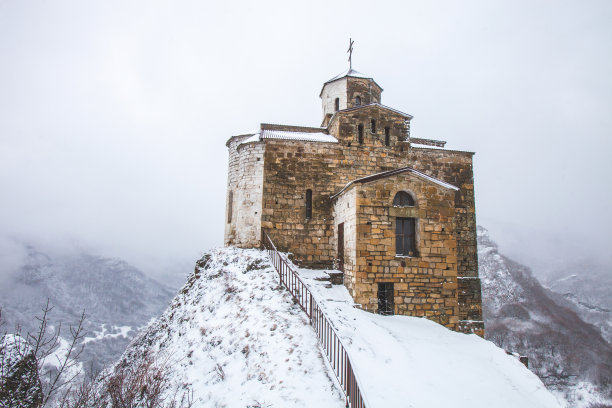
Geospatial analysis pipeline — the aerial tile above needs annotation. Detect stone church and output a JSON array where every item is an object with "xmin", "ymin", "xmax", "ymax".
[{"xmin": 224, "ymin": 67, "xmax": 483, "ymax": 335}]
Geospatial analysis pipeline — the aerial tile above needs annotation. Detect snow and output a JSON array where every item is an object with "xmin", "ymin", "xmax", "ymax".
[
  {"xmin": 238, "ymin": 130, "xmax": 338, "ymax": 146},
  {"xmin": 114, "ymin": 247, "xmax": 344, "ymax": 408},
  {"xmin": 262, "ymin": 129, "xmax": 338, "ymax": 143},
  {"xmin": 113, "ymin": 247, "xmax": 562, "ymax": 407},
  {"xmin": 325, "ymin": 68, "xmax": 372, "ymax": 83},
  {"xmin": 82, "ymin": 324, "xmax": 133, "ymax": 345},
  {"xmin": 296, "ymin": 267, "xmax": 561, "ymax": 408}
]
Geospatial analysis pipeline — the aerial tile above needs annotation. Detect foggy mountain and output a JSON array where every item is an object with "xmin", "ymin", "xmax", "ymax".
[
  {"xmin": 542, "ymin": 263, "xmax": 612, "ymax": 346},
  {"xmin": 0, "ymin": 243, "xmax": 176, "ymax": 374},
  {"xmin": 478, "ymin": 226, "xmax": 612, "ymax": 407}
]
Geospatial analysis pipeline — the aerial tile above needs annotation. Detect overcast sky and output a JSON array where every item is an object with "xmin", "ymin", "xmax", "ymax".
[{"xmin": 1, "ymin": 0, "xmax": 610, "ymax": 284}]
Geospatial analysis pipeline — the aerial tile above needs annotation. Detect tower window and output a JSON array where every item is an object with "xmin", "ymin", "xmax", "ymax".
[
  {"xmin": 227, "ymin": 190, "xmax": 233, "ymax": 223},
  {"xmin": 355, "ymin": 96, "xmax": 361, "ymax": 106},
  {"xmin": 358, "ymin": 124, "xmax": 364, "ymax": 145},
  {"xmin": 305, "ymin": 189, "xmax": 312, "ymax": 219},
  {"xmin": 385, "ymin": 127, "xmax": 390, "ymax": 146},
  {"xmin": 334, "ymin": 98, "xmax": 339, "ymax": 112},
  {"xmin": 371, "ymin": 119, "xmax": 376, "ymax": 133}
]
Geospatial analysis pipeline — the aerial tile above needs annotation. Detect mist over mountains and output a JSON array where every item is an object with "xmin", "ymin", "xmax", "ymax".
[
  {"xmin": 0, "ymin": 243, "xmax": 176, "ymax": 374},
  {"xmin": 478, "ymin": 226, "xmax": 612, "ymax": 407}
]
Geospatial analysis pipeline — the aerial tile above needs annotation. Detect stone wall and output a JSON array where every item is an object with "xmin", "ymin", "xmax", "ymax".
[
  {"xmin": 320, "ymin": 78, "xmax": 347, "ymax": 119},
  {"xmin": 346, "ymin": 77, "xmax": 382, "ymax": 108},
  {"xmin": 229, "ymin": 103, "xmax": 483, "ymax": 334},
  {"xmin": 332, "ymin": 187, "xmax": 357, "ymax": 294},
  {"xmin": 332, "ymin": 173, "xmax": 460, "ymax": 330},
  {"xmin": 224, "ymin": 135, "xmax": 264, "ymax": 248}
]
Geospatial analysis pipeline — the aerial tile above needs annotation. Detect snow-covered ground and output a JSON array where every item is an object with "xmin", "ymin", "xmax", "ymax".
[
  {"xmin": 296, "ymin": 268, "xmax": 562, "ymax": 408},
  {"xmin": 112, "ymin": 247, "xmax": 563, "ymax": 407},
  {"xmin": 113, "ymin": 247, "xmax": 345, "ymax": 407}
]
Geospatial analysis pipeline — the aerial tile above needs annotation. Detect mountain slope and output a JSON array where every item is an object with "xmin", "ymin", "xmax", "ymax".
[
  {"xmin": 109, "ymin": 247, "xmax": 344, "ymax": 407},
  {"xmin": 109, "ymin": 247, "xmax": 560, "ymax": 408},
  {"xmin": 543, "ymin": 263, "xmax": 612, "ymax": 345},
  {"xmin": 478, "ymin": 226, "xmax": 612, "ymax": 407},
  {"xmin": 0, "ymin": 244, "xmax": 175, "ymax": 374}
]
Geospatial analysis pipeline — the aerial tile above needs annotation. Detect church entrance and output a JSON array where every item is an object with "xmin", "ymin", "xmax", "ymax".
[{"xmin": 337, "ymin": 223, "xmax": 344, "ymax": 272}]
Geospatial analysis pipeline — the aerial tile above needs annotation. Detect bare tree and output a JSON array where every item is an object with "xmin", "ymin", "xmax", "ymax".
[{"xmin": 0, "ymin": 300, "xmax": 86, "ymax": 408}]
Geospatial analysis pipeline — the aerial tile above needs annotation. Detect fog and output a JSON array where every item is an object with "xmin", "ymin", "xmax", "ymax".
[{"xmin": 1, "ymin": 0, "xmax": 610, "ymax": 284}]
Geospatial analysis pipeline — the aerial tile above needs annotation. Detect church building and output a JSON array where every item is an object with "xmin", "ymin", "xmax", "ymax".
[{"xmin": 224, "ymin": 66, "xmax": 484, "ymax": 335}]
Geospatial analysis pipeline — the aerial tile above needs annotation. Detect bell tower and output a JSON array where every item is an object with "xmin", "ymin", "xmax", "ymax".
[{"xmin": 319, "ymin": 69, "xmax": 383, "ymax": 126}]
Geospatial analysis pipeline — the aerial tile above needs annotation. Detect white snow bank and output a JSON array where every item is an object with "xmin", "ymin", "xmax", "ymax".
[
  {"xmin": 116, "ymin": 247, "xmax": 344, "ymax": 408},
  {"xmin": 298, "ymin": 268, "xmax": 561, "ymax": 408}
]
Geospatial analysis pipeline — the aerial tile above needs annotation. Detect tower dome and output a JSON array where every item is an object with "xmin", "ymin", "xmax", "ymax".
[{"xmin": 319, "ymin": 68, "xmax": 383, "ymax": 122}]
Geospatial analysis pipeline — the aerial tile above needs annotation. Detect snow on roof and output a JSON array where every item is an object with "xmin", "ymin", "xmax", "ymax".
[
  {"xmin": 237, "ymin": 133, "xmax": 261, "ymax": 146},
  {"xmin": 320, "ymin": 68, "xmax": 383, "ymax": 96},
  {"xmin": 261, "ymin": 129, "xmax": 338, "ymax": 143},
  {"xmin": 332, "ymin": 166, "xmax": 459, "ymax": 199},
  {"xmin": 325, "ymin": 68, "xmax": 372, "ymax": 83},
  {"xmin": 338, "ymin": 102, "xmax": 413, "ymax": 119}
]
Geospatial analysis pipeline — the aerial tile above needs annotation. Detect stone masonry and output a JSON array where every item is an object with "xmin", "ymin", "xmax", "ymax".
[{"xmin": 224, "ymin": 68, "xmax": 484, "ymax": 335}]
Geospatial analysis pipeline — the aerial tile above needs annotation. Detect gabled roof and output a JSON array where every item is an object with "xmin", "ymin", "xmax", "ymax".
[
  {"xmin": 319, "ymin": 68, "xmax": 383, "ymax": 97},
  {"xmin": 331, "ymin": 167, "xmax": 459, "ymax": 199},
  {"xmin": 339, "ymin": 102, "xmax": 413, "ymax": 119},
  {"xmin": 325, "ymin": 102, "xmax": 413, "ymax": 129}
]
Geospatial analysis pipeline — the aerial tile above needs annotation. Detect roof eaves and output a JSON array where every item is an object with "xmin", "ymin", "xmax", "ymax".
[
  {"xmin": 334, "ymin": 103, "xmax": 414, "ymax": 119},
  {"xmin": 331, "ymin": 167, "xmax": 458, "ymax": 199}
]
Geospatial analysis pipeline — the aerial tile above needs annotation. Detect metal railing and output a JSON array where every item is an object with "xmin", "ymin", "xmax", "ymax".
[{"xmin": 261, "ymin": 230, "xmax": 369, "ymax": 408}]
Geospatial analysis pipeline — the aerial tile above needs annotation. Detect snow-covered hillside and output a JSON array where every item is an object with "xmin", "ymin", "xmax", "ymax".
[
  {"xmin": 478, "ymin": 226, "xmax": 612, "ymax": 408},
  {"xmin": 0, "ymin": 244, "xmax": 175, "ymax": 374},
  {"xmin": 110, "ymin": 246, "xmax": 561, "ymax": 408},
  {"xmin": 111, "ymin": 247, "xmax": 344, "ymax": 407}
]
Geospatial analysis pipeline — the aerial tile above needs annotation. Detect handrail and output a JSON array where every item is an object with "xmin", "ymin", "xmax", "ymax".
[{"xmin": 261, "ymin": 230, "xmax": 369, "ymax": 408}]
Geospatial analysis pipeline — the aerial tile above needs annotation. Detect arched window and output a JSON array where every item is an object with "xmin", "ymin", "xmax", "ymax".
[
  {"xmin": 334, "ymin": 98, "xmax": 340, "ymax": 112},
  {"xmin": 227, "ymin": 190, "xmax": 233, "ymax": 223},
  {"xmin": 358, "ymin": 124, "xmax": 364, "ymax": 145},
  {"xmin": 305, "ymin": 189, "xmax": 312, "ymax": 219},
  {"xmin": 355, "ymin": 96, "xmax": 361, "ymax": 106},
  {"xmin": 393, "ymin": 191, "xmax": 415, "ymax": 207},
  {"xmin": 371, "ymin": 119, "xmax": 376, "ymax": 133},
  {"xmin": 385, "ymin": 127, "xmax": 390, "ymax": 146}
]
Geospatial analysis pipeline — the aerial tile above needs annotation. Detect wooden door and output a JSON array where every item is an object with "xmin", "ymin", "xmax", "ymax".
[{"xmin": 337, "ymin": 223, "xmax": 344, "ymax": 272}]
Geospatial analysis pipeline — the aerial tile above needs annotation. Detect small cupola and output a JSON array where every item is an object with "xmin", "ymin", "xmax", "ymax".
[{"xmin": 319, "ymin": 68, "xmax": 383, "ymax": 122}]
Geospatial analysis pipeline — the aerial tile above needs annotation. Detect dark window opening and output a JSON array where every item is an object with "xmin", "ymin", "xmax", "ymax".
[
  {"xmin": 393, "ymin": 191, "xmax": 415, "ymax": 207},
  {"xmin": 371, "ymin": 119, "xmax": 376, "ymax": 133},
  {"xmin": 385, "ymin": 127, "xmax": 390, "ymax": 146},
  {"xmin": 355, "ymin": 96, "xmax": 361, "ymax": 106},
  {"xmin": 358, "ymin": 124, "xmax": 364, "ymax": 145},
  {"xmin": 334, "ymin": 98, "xmax": 340, "ymax": 112},
  {"xmin": 378, "ymin": 283, "xmax": 394, "ymax": 315},
  {"xmin": 227, "ymin": 191, "xmax": 233, "ymax": 223},
  {"xmin": 305, "ymin": 189, "xmax": 312, "ymax": 219},
  {"xmin": 396, "ymin": 217, "xmax": 417, "ymax": 256}
]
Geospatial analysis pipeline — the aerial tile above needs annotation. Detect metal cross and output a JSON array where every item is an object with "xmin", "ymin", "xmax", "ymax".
[{"xmin": 347, "ymin": 38, "xmax": 354, "ymax": 69}]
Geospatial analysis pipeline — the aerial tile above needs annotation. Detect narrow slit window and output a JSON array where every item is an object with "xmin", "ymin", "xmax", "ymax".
[
  {"xmin": 355, "ymin": 96, "xmax": 361, "ymax": 106},
  {"xmin": 227, "ymin": 191, "xmax": 233, "ymax": 223},
  {"xmin": 358, "ymin": 124, "xmax": 364, "ymax": 145},
  {"xmin": 371, "ymin": 119, "xmax": 376, "ymax": 133},
  {"xmin": 385, "ymin": 127, "xmax": 390, "ymax": 146},
  {"xmin": 305, "ymin": 189, "xmax": 312, "ymax": 219},
  {"xmin": 334, "ymin": 98, "xmax": 340, "ymax": 112}
]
